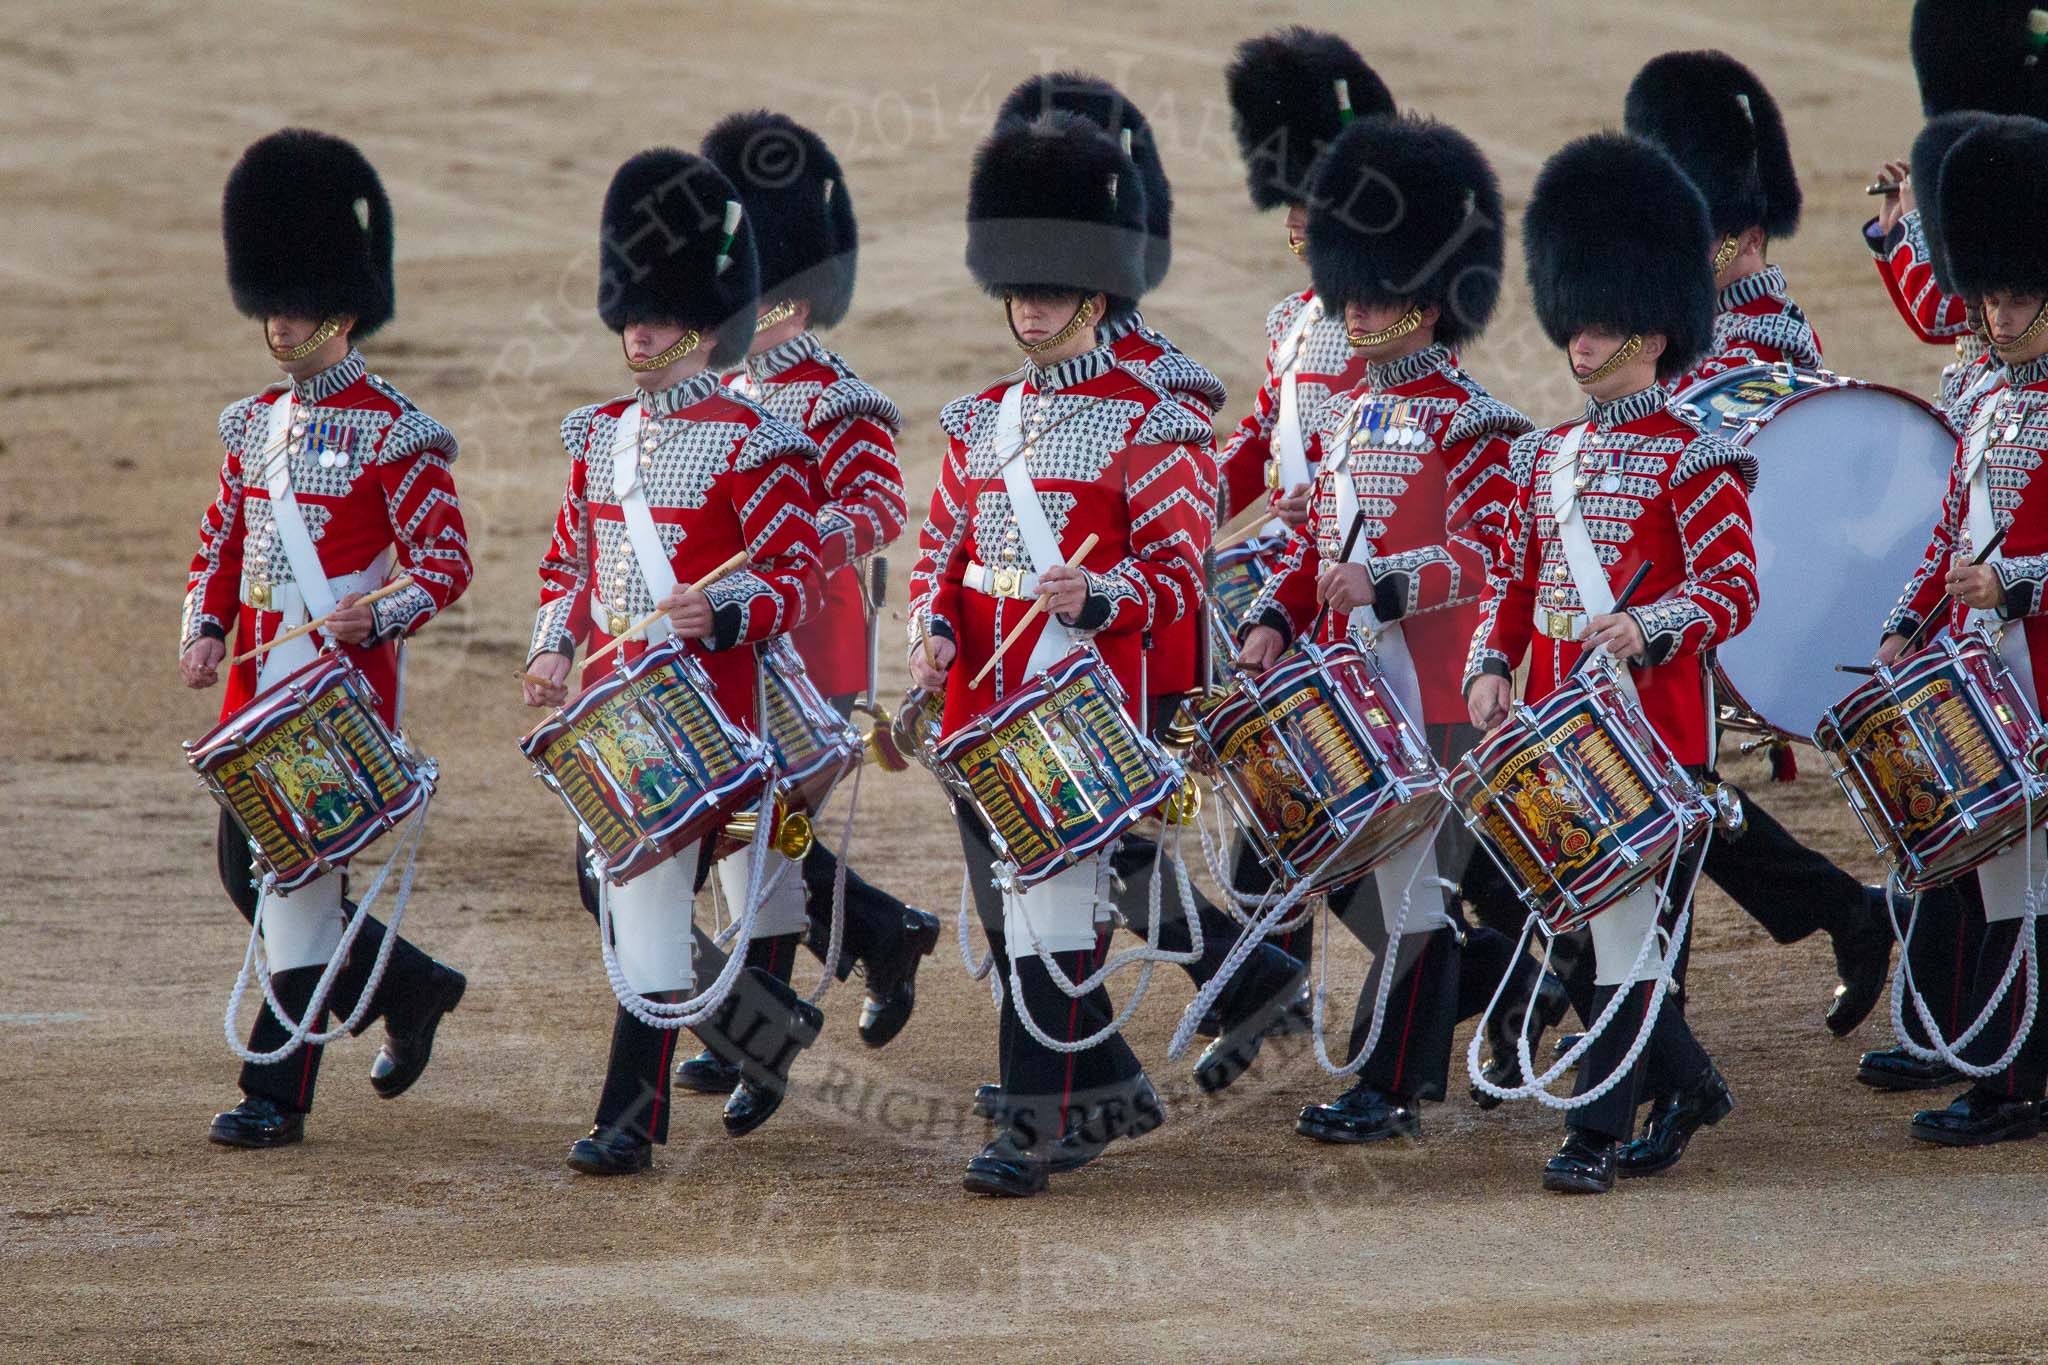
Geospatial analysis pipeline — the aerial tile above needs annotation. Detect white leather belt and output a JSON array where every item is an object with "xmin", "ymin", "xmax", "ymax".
[
  {"xmin": 964, "ymin": 561, "xmax": 1040, "ymax": 600},
  {"xmin": 243, "ymin": 565, "xmax": 387, "ymax": 624},
  {"xmin": 1535, "ymin": 605, "xmax": 1589, "ymax": 641}
]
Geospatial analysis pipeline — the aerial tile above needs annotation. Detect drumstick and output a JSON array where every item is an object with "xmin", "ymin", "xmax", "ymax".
[
  {"xmin": 1564, "ymin": 560, "xmax": 1654, "ymax": 681},
  {"xmin": 1900, "ymin": 526, "xmax": 2009, "ymax": 656},
  {"xmin": 1866, "ymin": 178, "xmax": 1906, "ymax": 196},
  {"xmin": 580, "ymin": 550, "xmax": 751, "ymax": 675},
  {"xmin": 968, "ymin": 533, "xmax": 1100, "ymax": 689},
  {"xmin": 1214, "ymin": 509, "xmax": 1280, "ymax": 553},
  {"xmin": 514, "ymin": 670, "xmax": 558, "ymax": 687},
  {"xmin": 1302, "ymin": 512, "xmax": 1373, "ymax": 645},
  {"xmin": 227, "ymin": 576, "xmax": 417, "ymax": 666}
]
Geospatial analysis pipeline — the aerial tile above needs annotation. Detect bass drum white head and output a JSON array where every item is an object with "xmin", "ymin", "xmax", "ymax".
[{"xmin": 1687, "ymin": 367, "xmax": 1956, "ymax": 741}]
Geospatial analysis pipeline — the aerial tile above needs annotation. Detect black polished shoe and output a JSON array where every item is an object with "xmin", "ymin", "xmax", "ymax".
[
  {"xmin": 369, "ymin": 964, "xmax": 466, "ymax": 1100},
  {"xmin": 963, "ymin": 1128, "xmax": 1050, "ymax": 1197},
  {"xmin": 208, "ymin": 1097, "xmax": 305, "ymax": 1149},
  {"xmin": 857, "ymin": 908, "xmax": 942, "ymax": 1049},
  {"xmin": 1049, "ymin": 1077, "xmax": 1166, "ymax": 1173},
  {"xmin": 566, "ymin": 1126, "xmax": 654, "ymax": 1175},
  {"xmin": 1473, "ymin": 972, "xmax": 1570, "ymax": 1110},
  {"xmin": 1194, "ymin": 945, "xmax": 1309, "ymax": 1095},
  {"xmin": 697, "ymin": 967, "xmax": 826, "ymax": 1139},
  {"xmin": 1909, "ymin": 1086, "xmax": 2044, "ymax": 1147},
  {"xmin": 722, "ymin": 1079, "xmax": 787, "ymax": 1138},
  {"xmin": 1296, "ymin": 1082, "xmax": 1419, "ymax": 1145},
  {"xmin": 1826, "ymin": 888, "xmax": 1896, "ymax": 1037},
  {"xmin": 1857, "ymin": 1046, "xmax": 1961, "ymax": 1091},
  {"xmin": 971, "ymin": 1082, "xmax": 1003, "ymax": 1121},
  {"xmin": 1542, "ymin": 1131, "xmax": 1616, "ymax": 1194},
  {"xmin": 1616, "ymin": 1061, "xmax": 1734, "ymax": 1177},
  {"xmin": 675, "ymin": 1048, "xmax": 742, "ymax": 1095}
]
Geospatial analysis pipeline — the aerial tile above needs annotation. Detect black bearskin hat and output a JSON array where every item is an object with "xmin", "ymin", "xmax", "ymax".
[
  {"xmin": 1936, "ymin": 113, "xmax": 2048, "ymax": 299},
  {"xmin": 700, "ymin": 111, "xmax": 858, "ymax": 330},
  {"xmin": 1912, "ymin": 0, "xmax": 2048, "ymax": 118},
  {"xmin": 597, "ymin": 148, "xmax": 760, "ymax": 368},
  {"xmin": 223, "ymin": 128, "xmax": 395, "ymax": 339},
  {"xmin": 996, "ymin": 71, "xmax": 1174, "ymax": 290},
  {"xmin": 1523, "ymin": 132, "xmax": 1715, "ymax": 381},
  {"xmin": 1304, "ymin": 114, "xmax": 1504, "ymax": 348},
  {"xmin": 1913, "ymin": 110, "xmax": 1997, "ymax": 292},
  {"xmin": 965, "ymin": 112, "xmax": 1148, "ymax": 312},
  {"xmin": 1226, "ymin": 26, "xmax": 1394, "ymax": 210},
  {"xmin": 1624, "ymin": 49, "xmax": 1801, "ymax": 240}
]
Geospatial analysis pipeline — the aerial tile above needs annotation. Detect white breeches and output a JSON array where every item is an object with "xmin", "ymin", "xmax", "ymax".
[
  {"xmin": 1589, "ymin": 885, "xmax": 1664, "ymax": 988},
  {"xmin": 1004, "ymin": 853, "xmax": 1110, "ymax": 955},
  {"xmin": 716, "ymin": 848, "xmax": 811, "ymax": 938},
  {"xmin": 259, "ymin": 872, "xmax": 346, "ymax": 971},
  {"xmin": 603, "ymin": 843, "xmax": 701, "ymax": 995}
]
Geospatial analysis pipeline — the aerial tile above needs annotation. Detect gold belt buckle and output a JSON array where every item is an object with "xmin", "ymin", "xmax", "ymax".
[
  {"xmin": 607, "ymin": 610, "xmax": 629, "ymax": 636},
  {"xmin": 992, "ymin": 566, "xmax": 1022, "ymax": 599},
  {"xmin": 250, "ymin": 580, "xmax": 272, "ymax": 610},
  {"xmin": 1264, "ymin": 459, "xmax": 1281, "ymax": 491},
  {"xmin": 1544, "ymin": 609, "xmax": 1576, "ymax": 639}
]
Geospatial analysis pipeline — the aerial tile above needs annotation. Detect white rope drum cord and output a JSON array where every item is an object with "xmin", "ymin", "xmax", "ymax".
[
  {"xmin": 1882, "ymin": 809, "xmax": 2042, "ymax": 1079},
  {"xmin": 223, "ymin": 804, "xmax": 428, "ymax": 1065},
  {"xmin": 1464, "ymin": 828, "xmax": 1709, "ymax": 1111},
  {"xmin": 597, "ymin": 783, "xmax": 773, "ymax": 1031},
  {"xmin": 1195, "ymin": 798, "xmax": 1316, "ymax": 935}
]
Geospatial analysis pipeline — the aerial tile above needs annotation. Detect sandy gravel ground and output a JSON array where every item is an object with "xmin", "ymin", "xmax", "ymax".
[{"xmin": 2, "ymin": 1, "xmax": 2043, "ymax": 1360}]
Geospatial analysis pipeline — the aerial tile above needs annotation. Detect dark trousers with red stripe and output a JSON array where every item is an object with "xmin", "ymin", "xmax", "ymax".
[
  {"xmin": 795, "ymin": 693, "xmax": 926, "ymax": 982},
  {"xmin": 591, "ymin": 847, "xmax": 716, "ymax": 1146},
  {"xmin": 956, "ymin": 809, "xmax": 1146, "ymax": 1153},
  {"xmin": 1897, "ymin": 879, "xmax": 1988, "ymax": 1052},
  {"xmin": 1959, "ymin": 897, "xmax": 2048, "ymax": 1100},
  {"xmin": 1698, "ymin": 784, "xmax": 1868, "ymax": 948},
  {"xmin": 218, "ymin": 813, "xmax": 442, "ymax": 1115}
]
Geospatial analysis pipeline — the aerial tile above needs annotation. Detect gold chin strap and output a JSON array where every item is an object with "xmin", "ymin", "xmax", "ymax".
[
  {"xmin": 1993, "ymin": 299, "xmax": 2048, "ymax": 359},
  {"xmin": 1287, "ymin": 230, "xmax": 1308, "ymax": 258},
  {"xmin": 754, "ymin": 298, "xmax": 799, "ymax": 332},
  {"xmin": 1007, "ymin": 295, "xmax": 1097, "ymax": 356},
  {"xmin": 623, "ymin": 328, "xmax": 702, "ymax": 372},
  {"xmin": 1346, "ymin": 304, "xmax": 1424, "ymax": 349},
  {"xmin": 268, "ymin": 315, "xmax": 346, "ymax": 363},
  {"xmin": 1711, "ymin": 234, "xmax": 1742, "ymax": 273},
  {"xmin": 1575, "ymin": 333, "xmax": 1645, "ymax": 387}
]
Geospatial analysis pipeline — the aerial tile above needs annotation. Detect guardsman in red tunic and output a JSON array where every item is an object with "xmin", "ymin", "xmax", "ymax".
[
  {"xmin": 906, "ymin": 114, "xmax": 1223, "ymax": 1196},
  {"xmin": 521, "ymin": 149, "xmax": 828, "ymax": 1175},
  {"xmin": 1877, "ymin": 115, "xmax": 2048, "ymax": 1147},
  {"xmin": 181, "ymin": 130, "xmax": 473, "ymax": 1149},
  {"xmin": 1867, "ymin": 119, "xmax": 1989, "ymax": 410},
  {"xmin": 641, "ymin": 111, "xmax": 943, "ymax": 1103},
  {"xmin": 1214, "ymin": 27, "xmax": 1395, "ymax": 968},
  {"xmin": 1623, "ymin": 52, "xmax": 1898, "ymax": 1125},
  {"xmin": 1238, "ymin": 113, "xmax": 1562, "ymax": 1143},
  {"xmin": 982, "ymin": 73, "xmax": 1301, "ymax": 1098},
  {"xmin": 1467, "ymin": 133, "xmax": 1758, "ymax": 1193}
]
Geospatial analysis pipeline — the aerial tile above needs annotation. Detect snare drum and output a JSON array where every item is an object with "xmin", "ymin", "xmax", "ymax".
[
  {"xmin": 889, "ymin": 686, "xmax": 947, "ymax": 779},
  {"xmin": 1814, "ymin": 629, "xmax": 2048, "ymax": 892},
  {"xmin": 521, "ymin": 637, "xmax": 771, "ymax": 885},
  {"xmin": 1450, "ymin": 667, "xmax": 1713, "ymax": 933},
  {"xmin": 1192, "ymin": 636, "xmax": 1447, "ymax": 896},
  {"xmin": 932, "ymin": 648, "xmax": 1181, "ymax": 888},
  {"xmin": 185, "ymin": 650, "xmax": 436, "ymax": 891},
  {"xmin": 1208, "ymin": 533, "xmax": 1288, "ymax": 683},
  {"xmin": 756, "ymin": 637, "xmax": 861, "ymax": 813}
]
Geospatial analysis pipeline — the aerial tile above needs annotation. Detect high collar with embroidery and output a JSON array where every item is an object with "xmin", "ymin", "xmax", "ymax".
[
  {"xmin": 1583, "ymin": 384, "xmax": 1668, "ymax": 428},
  {"xmin": 1717, "ymin": 264, "xmax": 1790, "ymax": 312},
  {"xmin": 747, "ymin": 331, "xmax": 822, "ymax": 385},
  {"xmin": 289, "ymin": 348, "xmax": 367, "ymax": 404},
  {"xmin": 640, "ymin": 367, "xmax": 726, "ymax": 418},
  {"xmin": 1029, "ymin": 344, "xmax": 1115, "ymax": 394},
  {"xmin": 1096, "ymin": 308, "xmax": 1145, "ymax": 346},
  {"xmin": 2006, "ymin": 352, "xmax": 2048, "ymax": 390},
  {"xmin": 1365, "ymin": 343, "xmax": 1451, "ymax": 393}
]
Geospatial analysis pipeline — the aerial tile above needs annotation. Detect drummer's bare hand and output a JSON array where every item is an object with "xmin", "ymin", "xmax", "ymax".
[
  {"xmin": 1316, "ymin": 562, "xmax": 1373, "ymax": 615},
  {"xmin": 1468, "ymin": 674, "xmax": 1512, "ymax": 732},
  {"xmin": 523, "ymin": 651, "xmax": 572, "ymax": 709},
  {"xmin": 180, "ymin": 636, "xmax": 225, "ymax": 690},
  {"xmin": 1873, "ymin": 159, "xmax": 1913, "ymax": 232},
  {"xmin": 1947, "ymin": 562, "xmax": 2005, "ymax": 611},
  {"xmin": 1876, "ymin": 633, "xmax": 1911, "ymax": 666},
  {"xmin": 1273, "ymin": 483, "xmax": 1311, "ymax": 529},
  {"xmin": 325, "ymin": 592, "xmax": 377, "ymax": 646},
  {"xmin": 1037, "ymin": 564, "xmax": 1089, "ymax": 619},
  {"xmin": 909, "ymin": 634, "xmax": 955, "ymax": 691},
  {"xmin": 1238, "ymin": 625, "xmax": 1285, "ymax": 673},
  {"xmin": 660, "ymin": 585, "xmax": 715, "ymax": 639},
  {"xmin": 1587, "ymin": 611, "xmax": 1647, "ymax": 662}
]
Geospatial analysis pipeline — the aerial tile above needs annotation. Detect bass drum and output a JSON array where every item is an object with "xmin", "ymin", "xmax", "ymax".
[{"xmin": 1668, "ymin": 364, "xmax": 1956, "ymax": 742}]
